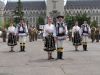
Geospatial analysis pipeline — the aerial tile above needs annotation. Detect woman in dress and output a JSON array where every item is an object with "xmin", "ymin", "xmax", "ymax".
[
  {"xmin": 43, "ymin": 17, "xmax": 56, "ymax": 60},
  {"xmin": 7, "ymin": 22, "xmax": 17, "ymax": 52},
  {"xmin": 72, "ymin": 21, "xmax": 81, "ymax": 51}
]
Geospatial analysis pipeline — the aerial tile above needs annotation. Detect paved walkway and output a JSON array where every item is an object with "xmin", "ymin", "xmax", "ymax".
[{"xmin": 0, "ymin": 38, "xmax": 100, "ymax": 75}]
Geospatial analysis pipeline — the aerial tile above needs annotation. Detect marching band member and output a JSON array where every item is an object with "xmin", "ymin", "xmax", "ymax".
[
  {"xmin": 43, "ymin": 17, "xmax": 56, "ymax": 60},
  {"xmin": 95, "ymin": 28, "xmax": 99, "ymax": 42}
]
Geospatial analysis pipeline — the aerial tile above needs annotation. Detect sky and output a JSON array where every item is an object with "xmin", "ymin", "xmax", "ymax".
[
  {"xmin": 0, "ymin": 0, "xmax": 67, "ymax": 6},
  {"xmin": 7, "ymin": 0, "xmax": 67, "ymax": 2},
  {"xmin": 7, "ymin": 0, "xmax": 67, "ymax": 5}
]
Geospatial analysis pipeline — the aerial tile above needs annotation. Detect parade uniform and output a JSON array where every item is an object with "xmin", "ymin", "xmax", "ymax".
[
  {"xmin": 95, "ymin": 28, "xmax": 99, "ymax": 42},
  {"xmin": 72, "ymin": 25, "xmax": 81, "ymax": 49},
  {"xmin": 91, "ymin": 27, "xmax": 96, "ymax": 42},
  {"xmin": 16, "ymin": 23, "xmax": 28, "ymax": 52},
  {"xmin": 56, "ymin": 22, "xmax": 68, "ymax": 59},
  {"xmin": 7, "ymin": 25, "xmax": 17, "ymax": 52},
  {"xmin": 43, "ymin": 24, "xmax": 56, "ymax": 52},
  {"xmin": 32, "ymin": 28, "xmax": 38, "ymax": 41},
  {"xmin": 2, "ymin": 28, "xmax": 7, "ymax": 42},
  {"xmin": 81, "ymin": 24, "xmax": 91, "ymax": 51},
  {"xmin": 28, "ymin": 27, "xmax": 33, "ymax": 42}
]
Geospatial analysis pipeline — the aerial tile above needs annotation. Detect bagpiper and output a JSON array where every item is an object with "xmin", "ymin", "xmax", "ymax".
[
  {"xmin": 72, "ymin": 21, "xmax": 81, "ymax": 51},
  {"xmin": 16, "ymin": 19, "xmax": 28, "ymax": 52},
  {"xmin": 43, "ymin": 17, "xmax": 56, "ymax": 60},
  {"xmin": 81, "ymin": 21, "xmax": 91, "ymax": 51},
  {"xmin": 56, "ymin": 15, "xmax": 68, "ymax": 60},
  {"xmin": 7, "ymin": 22, "xmax": 17, "ymax": 52}
]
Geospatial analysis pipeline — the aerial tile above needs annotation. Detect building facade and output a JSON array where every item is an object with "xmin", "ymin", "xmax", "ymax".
[
  {"xmin": 4, "ymin": 1, "xmax": 46, "ymax": 26},
  {"xmin": 3, "ymin": 0, "xmax": 100, "ymax": 26},
  {"xmin": 65, "ymin": 0, "xmax": 100, "ymax": 26},
  {"xmin": 0, "ymin": 0, "xmax": 6, "ymax": 27}
]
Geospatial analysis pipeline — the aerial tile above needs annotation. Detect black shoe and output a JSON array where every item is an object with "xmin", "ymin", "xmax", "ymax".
[
  {"xmin": 83, "ymin": 45, "xmax": 87, "ymax": 51},
  {"xmin": 75, "ymin": 49, "xmax": 79, "ymax": 51},
  {"xmin": 9, "ymin": 50, "xmax": 15, "ymax": 52},
  {"xmin": 60, "ymin": 58, "xmax": 64, "ymax": 60},
  {"xmin": 19, "ymin": 50, "xmax": 25, "ymax": 52},
  {"xmin": 59, "ymin": 52, "xmax": 63, "ymax": 59},
  {"xmin": 57, "ymin": 52, "xmax": 60, "ymax": 59},
  {"xmin": 19, "ymin": 46, "xmax": 25, "ymax": 52}
]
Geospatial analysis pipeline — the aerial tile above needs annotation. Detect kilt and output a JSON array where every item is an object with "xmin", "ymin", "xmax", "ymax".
[
  {"xmin": 44, "ymin": 34, "xmax": 56, "ymax": 51},
  {"xmin": 72, "ymin": 31, "xmax": 81, "ymax": 46},
  {"xmin": 7, "ymin": 33, "xmax": 17, "ymax": 46}
]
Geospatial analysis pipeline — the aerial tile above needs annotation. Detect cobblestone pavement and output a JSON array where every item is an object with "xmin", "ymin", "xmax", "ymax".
[{"xmin": 0, "ymin": 38, "xmax": 100, "ymax": 75}]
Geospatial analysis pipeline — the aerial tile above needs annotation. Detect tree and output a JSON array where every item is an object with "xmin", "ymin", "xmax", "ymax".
[
  {"xmin": 65, "ymin": 15, "xmax": 75, "ymax": 30},
  {"xmin": 13, "ymin": 0, "xmax": 24, "ymax": 24},
  {"xmin": 5, "ymin": 18, "xmax": 10, "ymax": 28},
  {"xmin": 36, "ymin": 16, "xmax": 45, "ymax": 30},
  {"xmin": 75, "ymin": 13, "xmax": 90, "ymax": 27},
  {"xmin": 91, "ymin": 20, "xmax": 98, "ymax": 28},
  {"xmin": 65, "ymin": 13, "xmax": 91, "ymax": 30}
]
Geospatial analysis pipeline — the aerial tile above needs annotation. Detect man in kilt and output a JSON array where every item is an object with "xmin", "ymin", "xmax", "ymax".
[
  {"xmin": 56, "ymin": 15, "xmax": 68, "ymax": 60},
  {"xmin": 81, "ymin": 21, "xmax": 91, "ymax": 51},
  {"xmin": 72, "ymin": 21, "xmax": 81, "ymax": 51},
  {"xmin": 43, "ymin": 17, "xmax": 56, "ymax": 60},
  {"xmin": 16, "ymin": 19, "xmax": 28, "ymax": 52},
  {"xmin": 7, "ymin": 22, "xmax": 17, "ymax": 52}
]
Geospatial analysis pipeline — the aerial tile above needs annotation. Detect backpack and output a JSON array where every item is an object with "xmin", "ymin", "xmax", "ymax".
[{"xmin": 56, "ymin": 23, "xmax": 66, "ymax": 36}]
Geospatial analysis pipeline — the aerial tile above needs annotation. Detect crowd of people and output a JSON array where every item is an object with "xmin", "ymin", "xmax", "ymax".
[{"xmin": 0, "ymin": 15, "xmax": 100, "ymax": 60}]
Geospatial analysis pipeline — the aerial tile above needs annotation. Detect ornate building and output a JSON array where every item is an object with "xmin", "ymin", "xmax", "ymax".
[
  {"xmin": 0, "ymin": 0, "xmax": 7, "ymax": 27},
  {"xmin": 3, "ymin": 0, "xmax": 100, "ymax": 26},
  {"xmin": 65, "ymin": 0, "xmax": 100, "ymax": 26},
  {"xmin": 4, "ymin": 1, "xmax": 46, "ymax": 26}
]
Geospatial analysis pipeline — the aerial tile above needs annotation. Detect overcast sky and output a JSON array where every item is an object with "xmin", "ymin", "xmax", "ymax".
[
  {"xmin": 7, "ymin": 0, "xmax": 67, "ymax": 5},
  {"xmin": 8, "ymin": 0, "xmax": 44, "ymax": 1}
]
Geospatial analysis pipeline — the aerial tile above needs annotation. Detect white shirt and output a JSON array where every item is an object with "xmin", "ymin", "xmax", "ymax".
[
  {"xmin": 56, "ymin": 22, "xmax": 68, "ymax": 35},
  {"xmin": 81, "ymin": 24, "xmax": 91, "ymax": 36},
  {"xmin": 8, "ymin": 26, "xmax": 16, "ymax": 33},
  {"xmin": 16, "ymin": 23, "xmax": 28, "ymax": 36},
  {"xmin": 43, "ymin": 24, "xmax": 56, "ymax": 37},
  {"xmin": 72, "ymin": 25, "xmax": 81, "ymax": 37}
]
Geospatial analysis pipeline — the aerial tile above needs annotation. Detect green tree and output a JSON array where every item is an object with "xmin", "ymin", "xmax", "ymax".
[
  {"xmin": 5, "ymin": 18, "xmax": 10, "ymax": 28},
  {"xmin": 75, "ymin": 13, "xmax": 90, "ymax": 27},
  {"xmin": 65, "ymin": 13, "xmax": 91, "ymax": 29},
  {"xmin": 91, "ymin": 20, "xmax": 98, "ymax": 28},
  {"xmin": 65, "ymin": 15, "xmax": 75, "ymax": 30},
  {"xmin": 36, "ymin": 16, "xmax": 45, "ymax": 30},
  {"xmin": 13, "ymin": 0, "xmax": 24, "ymax": 24}
]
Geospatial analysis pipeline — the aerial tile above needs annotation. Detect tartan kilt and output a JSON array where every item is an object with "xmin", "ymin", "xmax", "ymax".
[
  {"xmin": 7, "ymin": 33, "xmax": 17, "ymax": 46},
  {"xmin": 44, "ymin": 34, "xmax": 56, "ymax": 51},
  {"xmin": 72, "ymin": 31, "xmax": 81, "ymax": 46}
]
